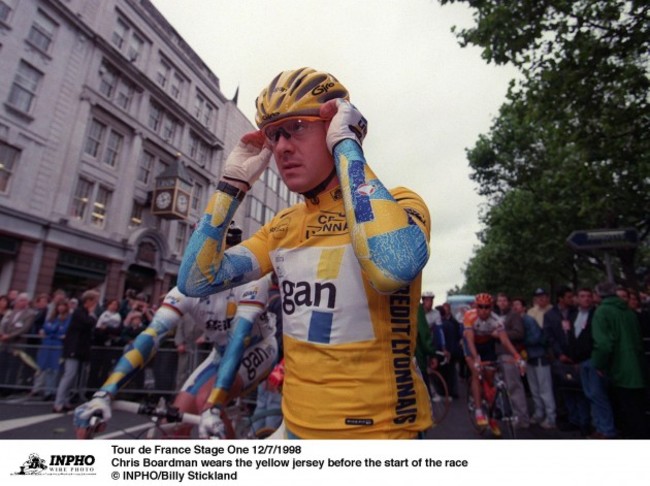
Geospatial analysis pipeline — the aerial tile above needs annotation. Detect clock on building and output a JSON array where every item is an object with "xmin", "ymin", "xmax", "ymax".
[
  {"xmin": 154, "ymin": 190, "xmax": 172, "ymax": 210},
  {"xmin": 151, "ymin": 156, "xmax": 192, "ymax": 219},
  {"xmin": 176, "ymin": 193, "xmax": 189, "ymax": 214}
]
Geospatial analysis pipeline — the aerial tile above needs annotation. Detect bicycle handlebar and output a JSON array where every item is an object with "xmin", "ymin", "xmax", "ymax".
[
  {"xmin": 88, "ymin": 399, "xmax": 201, "ymax": 430},
  {"xmin": 116, "ymin": 400, "xmax": 202, "ymax": 425}
]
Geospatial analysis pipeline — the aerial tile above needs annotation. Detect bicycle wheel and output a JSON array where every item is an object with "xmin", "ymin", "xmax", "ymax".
[
  {"xmin": 494, "ymin": 387, "xmax": 517, "ymax": 439},
  {"xmin": 427, "ymin": 370, "xmax": 450, "ymax": 425}
]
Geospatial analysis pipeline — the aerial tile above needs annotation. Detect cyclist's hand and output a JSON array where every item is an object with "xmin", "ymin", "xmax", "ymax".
[
  {"xmin": 199, "ymin": 407, "xmax": 226, "ymax": 439},
  {"xmin": 320, "ymin": 99, "xmax": 368, "ymax": 152},
  {"xmin": 73, "ymin": 391, "xmax": 111, "ymax": 438},
  {"xmin": 515, "ymin": 356, "xmax": 527, "ymax": 375},
  {"xmin": 221, "ymin": 131, "xmax": 271, "ymax": 189}
]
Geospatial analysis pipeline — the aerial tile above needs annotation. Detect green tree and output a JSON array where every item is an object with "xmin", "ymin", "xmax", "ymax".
[{"xmin": 441, "ymin": 0, "xmax": 650, "ymax": 290}]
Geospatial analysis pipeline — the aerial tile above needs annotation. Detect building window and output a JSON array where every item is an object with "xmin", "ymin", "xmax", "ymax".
[
  {"xmin": 0, "ymin": 0, "xmax": 16, "ymax": 23},
  {"xmin": 129, "ymin": 201, "xmax": 144, "ymax": 228},
  {"xmin": 175, "ymin": 222, "xmax": 188, "ymax": 254},
  {"xmin": 128, "ymin": 32, "xmax": 144, "ymax": 62},
  {"xmin": 115, "ymin": 80, "xmax": 134, "ymax": 109},
  {"xmin": 156, "ymin": 58, "xmax": 170, "ymax": 88},
  {"xmin": 161, "ymin": 114, "xmax": 178, "ymax": 143},
  {"xmin": 171, "ymin": 73, "xmax": 183, "ymax": 100},
  {"xmin": 83, "ymin": 118, "xmax": 125, "ymax": 169},
  {"xmin": 203, "ymin": 104, "xmax": 214, "ymax": 127},
  {"xmin": 189, "ymin": 131, "xmax": 211, "ymax": 167},
  {"xmin": 112, "ymin": 17, "xmax": 145, "ymax": 63},
  {"xmin": 279, "ymin": 182, "xmax": 288, "ymax": 202},
  {"xmin": 191, "ymin": 182, "xmax": 203, "ymax": 210},
  {"xmin": 7, "ymin": 61, "xmax": 43, "ymax": 114},
  {"xmin": 194, "ymin": 92, "xmax": 216, "ymax": 127},
  {"xmin": 84, "ymin": 119, "xmax": 105, "ymax": 158},
  {"xmin": 264, "ymin": 206, "xmax": 276, "ymax": 224},
  {"xmin": 148, "ymin": 102, "xmax": 163, "ymax": 132},
  {"xmin": 156, "ymin": 55, "xmax": 185, "ymax": 100},
  {"xmin": 70, "ymin": 178, "xmax": 93, "ymax": 220},
  {"xmin": 189, "ymin": 132, "xmax": 199, "ymax": 158},
  {"xmin": 197, "ymin": 143, "xmax": 209, "ymax": 167},
  {"xmin": 155, "ymin": 159, "xmax": 169, "ymax": 177},
  {"xmin": 91, "ymin": 186, "xmax": 112, "ymax": 228},
  {"xmin": 27, "ymin": 10, "xmax": 57, "ymax": 53},
  {"xmin": 149, "ymin": 101, "xmax": 180, "ymax": 144},
  {"xmin": 193, "ymin": 93, "xmax": 204, "ymax": 118},
  {"xmin": 99, "ymin": 63, "xmax": 118, "ymax": 97},
  {"xmin": 0, "ymin": 141, "xmax": 20, "ymax": 193},
  {"xmin": 103, "ymin": 131, "xmax": 123, "ymax": 167},
  {"xmin": 111, "ymin": 18, "xmax": 128, "ymax": 49},
  {"xmin": 99, "ymin": 61, "xmax": 135, "ymax": 111},
  {"xmin": 289, "ymin": 192, "xmax": 299, "ymax": 206},
  {"xmin": 249, "ymin": 197, "xmax": 264, "ymax": 224},
  {"xmin": 137, "ymin": 151, "xmax": 154, "ymax": 184},
  {"xmin": 70, "ymin": 178, "xmax": 112, "ymax": 229},
  {"xmin": 267, "ymin": 170, "xmax": 279, "ymax": 192}
]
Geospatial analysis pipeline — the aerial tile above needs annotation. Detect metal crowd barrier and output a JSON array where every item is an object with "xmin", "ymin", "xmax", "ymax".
[{"xmin": 0, "ymin": 334, "xmax": 212, "ymax": 399}]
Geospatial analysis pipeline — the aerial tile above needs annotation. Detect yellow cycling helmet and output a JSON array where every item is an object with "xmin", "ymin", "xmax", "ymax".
[{"xmin": 255, "ymin": 67, "xmax": 349, "ymax": 128}]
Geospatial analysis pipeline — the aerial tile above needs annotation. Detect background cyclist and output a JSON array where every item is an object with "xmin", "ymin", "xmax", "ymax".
[
  {"xmin": 74, "ymin": 225, "xmax": 278, "ymax": 439},
  {"xmin": 463, "ymin": 293, "xmax": 525, "ymax": 428}
]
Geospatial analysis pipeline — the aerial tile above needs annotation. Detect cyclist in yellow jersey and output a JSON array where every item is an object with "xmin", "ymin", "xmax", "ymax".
[{"xmin": 178, "ymin": 68, "xmax": 432, "ymax": 439}]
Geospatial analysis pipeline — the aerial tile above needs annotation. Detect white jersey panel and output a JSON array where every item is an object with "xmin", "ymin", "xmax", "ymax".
[{"xmin": 271, "ymin": 245, "xmax": 374, "ymax": 345}]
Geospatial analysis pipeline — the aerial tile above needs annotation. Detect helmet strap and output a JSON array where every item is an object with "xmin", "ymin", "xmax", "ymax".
[{"xmin": 301, "ymin": 167, "xmax": 337, "ymax": 203}]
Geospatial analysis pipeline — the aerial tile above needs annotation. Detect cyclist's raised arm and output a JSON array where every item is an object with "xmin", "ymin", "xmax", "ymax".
[
  {"xmin": 100, "ymin": 287, "xmax": 191, "ymax": 395},
  {"xmin": 74, "ymin": 287, "xmax": 192, "ymax": 434},
  {"xmin": 178, "ymin": 133, "xmax": 270, "ymax": 298},
  {"xmin": 321, "ymin": 100, "xmax": 430, "ymax": 294}
]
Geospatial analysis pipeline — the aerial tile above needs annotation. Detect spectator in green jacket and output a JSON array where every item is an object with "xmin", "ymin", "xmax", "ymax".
[
  {"xmin": 415, "ymin": 303, "xmax": 439, "ymax": 403},
  {"xmin": 592, "ymin": 281, "xmax": 649, "ymax": 439}
]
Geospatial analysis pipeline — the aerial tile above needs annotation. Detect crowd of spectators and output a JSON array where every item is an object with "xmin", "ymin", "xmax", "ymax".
[
  {"xmin": 0, "ymin": 287, "xmax": 206, "ymax": 408},
  {"xmin": 420, "ymin": 283, "xmax": 650, "ymax": 439},
  {"xmin": 2, "ymin": 280, "xmax": 649, "ymax": 439}
]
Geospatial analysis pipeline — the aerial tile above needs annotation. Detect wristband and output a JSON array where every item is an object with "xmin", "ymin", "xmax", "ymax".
[{"xmin": 217, "ymin": 180, "xmax": 246, "ymax": 202}]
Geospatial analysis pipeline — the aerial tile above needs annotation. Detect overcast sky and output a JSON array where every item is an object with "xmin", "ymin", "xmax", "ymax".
[{"xmin": 152, "ymin": 0, "xmax": 518, "ymax": 301}]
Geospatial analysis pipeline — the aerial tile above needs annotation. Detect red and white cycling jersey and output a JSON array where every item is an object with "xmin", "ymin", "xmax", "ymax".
[{"xmin": 463, "ymin": 309, "xmax": 504, "ymax": 345}]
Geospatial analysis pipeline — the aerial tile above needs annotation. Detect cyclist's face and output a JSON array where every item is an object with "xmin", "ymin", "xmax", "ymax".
[
  {"xmin": 269, "ymin": 118, "xmax": 337, "ymax": 194},
  {"xmin": 476, "ymin": 304, "xmax": 492, "ymax": 318}
]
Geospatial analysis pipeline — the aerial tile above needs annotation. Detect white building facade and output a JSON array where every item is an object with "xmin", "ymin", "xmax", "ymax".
[{"xmin": 0, "ymin": 0, "xmax": 292, "ymax": 302}]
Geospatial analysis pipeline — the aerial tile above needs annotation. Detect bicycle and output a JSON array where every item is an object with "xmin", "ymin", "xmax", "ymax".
[
  {"xmin": 426, "ymin": 352, "xmax": 451, "ymax": 425},
  {"xmin": 466, "ymin": 360, "xmax": 517, "ymax": 439},
  {"xmin": 83, "ymin": 396, "xmax": 283, "ymax": 440}
]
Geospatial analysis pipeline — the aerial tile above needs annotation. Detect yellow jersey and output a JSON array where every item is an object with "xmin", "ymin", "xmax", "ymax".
[{"xmin": 242, "ymin": 186, "xmax": 432, "ymax": 439}]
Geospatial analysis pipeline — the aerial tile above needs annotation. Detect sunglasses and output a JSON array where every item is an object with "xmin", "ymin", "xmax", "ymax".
[
  {"xmin": 264, "ymin": 117, "xmax": 323, "ymax": 146},
  {"xmin": 477, "ymin": 305, "xmax": 492, "ymax": 310}
]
